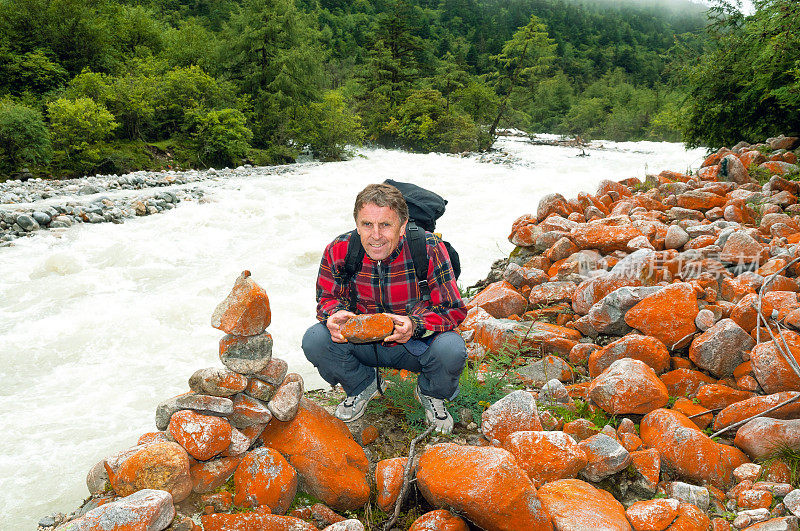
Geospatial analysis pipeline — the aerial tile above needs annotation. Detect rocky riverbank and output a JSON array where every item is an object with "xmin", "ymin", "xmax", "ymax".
[
  {"xmin": 44, "ymin": 134, "xmax": 800, "ymax": 531},
  {"xmin": 0, "ymin": 164, "xmax": 301, "ymax": 246}
]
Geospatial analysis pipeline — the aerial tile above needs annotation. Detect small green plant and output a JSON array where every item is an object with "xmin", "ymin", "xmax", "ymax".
[
  {"xmin": 458, "ymin": 283, "xmax": 480, "ymax": 299},
  {"xmin": 758, "ymin": 446, "xmax": 800, "ymax": 488},
  {"xmin": 539, "ymin": 398, "xmax": 615, "ymax": 430}
]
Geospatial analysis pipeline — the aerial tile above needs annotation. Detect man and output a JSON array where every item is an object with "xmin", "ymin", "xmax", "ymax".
[{"xmin": 302, "ymin": 183, "xmax": 467, "ymax": 433}]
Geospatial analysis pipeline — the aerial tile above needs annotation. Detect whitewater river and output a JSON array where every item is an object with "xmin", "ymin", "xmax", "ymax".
[{"xmin": 0, "ymin": 136, "xmax": 705, "ymax": 528}]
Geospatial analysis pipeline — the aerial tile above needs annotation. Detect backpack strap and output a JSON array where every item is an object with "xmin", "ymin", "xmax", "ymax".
[
  {"xmin": 406, "ymin": 221, "xmax": 431, "ymax": 303},
  {"xmin": 342, "ymin": 229, "xmax": 365, "ymax": 313}
]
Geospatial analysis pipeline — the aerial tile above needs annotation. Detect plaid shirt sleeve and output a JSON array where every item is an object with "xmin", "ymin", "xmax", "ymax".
[
  {"xmin": 408, "ymin": 234, "xmax": 467, "ymax": 335},
  {"xmin": 315, "ymin": 234, "xmax": 351, "ymax": 322}
]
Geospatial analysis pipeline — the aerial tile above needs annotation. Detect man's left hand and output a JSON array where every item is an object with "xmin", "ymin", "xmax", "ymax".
[{"xmin": 384, "ymin": 314, "xmax": 413, "ymax": 344}]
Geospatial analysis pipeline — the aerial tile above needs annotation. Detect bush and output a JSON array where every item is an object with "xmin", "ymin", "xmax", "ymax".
[
  {"xmin": 0, "ymin": 100, "xmax": 52, "ymax": 174},
  {"xmin": 47, "ymin": 97, "xmax": 117, "ymax": 158},
  {"xmin": 295, "ymin": 90, "xmax": 363, "ymax": 161},
  {"xmin": 185, "ymin": 107, "xmax": 253, "ymax": 167}
]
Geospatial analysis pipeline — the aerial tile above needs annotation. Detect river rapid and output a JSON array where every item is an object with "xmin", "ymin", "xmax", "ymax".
[{"xmin": 0, "ymin": 136, "xmax": 706, "ymax": 528}]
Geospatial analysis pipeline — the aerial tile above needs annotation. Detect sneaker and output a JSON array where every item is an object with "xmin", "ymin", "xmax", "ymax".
[
  {"xmin": 415, "ymin": 385, "xmax": 454, "ymax": 434},
  {"xmin": 335, "ymin": 378, "xmax": 382, "ymax": 422}
]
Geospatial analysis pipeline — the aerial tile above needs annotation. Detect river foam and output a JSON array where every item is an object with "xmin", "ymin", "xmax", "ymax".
[{"xmin": 0, "ymin": 137, "xmax": 705, "ymax": 527}]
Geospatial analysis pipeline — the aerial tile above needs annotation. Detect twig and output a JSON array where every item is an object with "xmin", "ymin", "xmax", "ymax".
[
  {"xmin": 687, "ymin": 408, "xmax": 721, "ymax": 419},
  {"xmin": 383, "ymin": 425, "xmax": 435, "ymax": 531},
  {"xmin": 709, "ymin": 392, "xmax": 800, "ymax": 439}
]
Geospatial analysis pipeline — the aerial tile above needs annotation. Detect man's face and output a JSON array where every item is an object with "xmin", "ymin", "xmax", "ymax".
[{"xmin": 355, "ymin": 203, "xmax": 407, "ymax": 261}]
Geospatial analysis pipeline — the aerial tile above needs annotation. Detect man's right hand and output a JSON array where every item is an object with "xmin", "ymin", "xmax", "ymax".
[{"xmin": 326, "ymin": 309, "xmax": 356, "ymax": 343}]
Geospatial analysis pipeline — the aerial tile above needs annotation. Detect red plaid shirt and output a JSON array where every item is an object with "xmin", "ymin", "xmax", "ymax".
[{"xmin": 316, "ymin": 231, "xmax": 467, "ymax": 336}]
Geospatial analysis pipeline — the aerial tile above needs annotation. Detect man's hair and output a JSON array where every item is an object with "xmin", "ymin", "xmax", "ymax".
[{"xmin": 353, "ymin": 183, "xmax": 409, "ymax": 222}]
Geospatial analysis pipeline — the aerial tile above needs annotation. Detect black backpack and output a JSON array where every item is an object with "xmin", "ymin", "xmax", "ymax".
[{"xmin": 342, "ymin": 180, "xmax": 461, "ymax": 312}]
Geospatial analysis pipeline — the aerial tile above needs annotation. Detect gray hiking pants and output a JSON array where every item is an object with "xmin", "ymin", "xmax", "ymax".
[{"xmin": 302, "ymin": 322, "xmax": 467, "ymax": 400}]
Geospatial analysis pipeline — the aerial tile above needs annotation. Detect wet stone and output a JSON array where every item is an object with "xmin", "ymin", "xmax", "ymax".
[
  {"xmin": 219, "ymin": 331, "xmax": 273, "ymax": 374},
  {"xmin": 155, "ymin": 392, "xmax": 233, "ymax": 431}
]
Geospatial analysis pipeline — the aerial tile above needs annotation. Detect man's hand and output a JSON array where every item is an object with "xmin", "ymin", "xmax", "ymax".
[
  {"xmin": 327, "ymin": 309, "xmax": 356, "ymax": 343},
  {"xmin": 384, "ymin": 314, "xmax": 413, "ymax": 344}
]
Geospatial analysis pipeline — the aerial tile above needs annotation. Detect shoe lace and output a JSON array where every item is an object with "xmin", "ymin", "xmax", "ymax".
[{"xmin": 425, "ymin": 395, "xmax": 449, "ymax": 420}]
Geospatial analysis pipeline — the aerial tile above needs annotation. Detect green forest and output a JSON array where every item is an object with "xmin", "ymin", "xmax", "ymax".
[{"xmin": 0, "ymin": 0, "xmax": 797, "ymax": 178}]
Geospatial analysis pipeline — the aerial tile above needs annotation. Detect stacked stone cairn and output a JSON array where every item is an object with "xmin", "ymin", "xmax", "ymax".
[
  {"xmin": 50, "ymin": 135, "xmax": 800, "ymax": 531},
  {"xmin": 57, "ymin": 270, "xmax": 368, "ymax": 531}
]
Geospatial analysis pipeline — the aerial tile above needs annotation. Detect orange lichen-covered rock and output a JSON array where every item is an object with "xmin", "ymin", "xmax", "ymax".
[
  {"xmin": 578, "ymin": 433, "xmax": 632, "ymax": 482},
  {"xmin": 467, "ymin": 281, "xmax": 527, "ymax": 319},
  {"xmin": 340, "ymin": 313, "xmax": 394, "ymax": 343},
  {"xmin": 759, "ymin": 161, "xmax": 799, "ymax": 176},
  {"xmin": 737, "ymin": 489, "xmax": 772, "ymax": 510},
  {"xmin": 563, "ymin": 418, "xmax": 598, "ymax": 443},
  {"xmin": 408, "ymin": 510, "xmax": 469, "ymax": 531},
  {"xmin": 168, "ymin": 410, "xmax": 232, "ymax": 461},
  {"xmin": 189, "ymin": 367, "xmax": 249, "ymax": 397},
  {"xmin": 713, "ymin": 391, "xmax": 800, "ymax": 432},
  {"xmin": 571, "ymin": 275, "xmax": 642, "ymax": 315},
  {"xmin": 473, "ymin": 317, "xmax": 580, "ymax": 355},
  {"xmin": 625, "ymin": 283, "xmax": 699, "ymax": 348},
  {"xmin": 212, "ymin": 270, "xmax": 271, "ymax": 336},
  {"xmin": 750, "ymin": 332, "xmax": 800, "ymax": 393},
  {"xmin": 233, "ymin": 448, "xmax": 297, "ymax": 514},
  {"xmin": 688, "ymin": 318, "xmax": 755, "ymax": 377},
  {"xmin": 626, "ymin": 498, "xmax": 679, "ymax": 531},
  {"xmin": 588, "ymin": 334, "xmax": 671, "ymax": 377},
  {"xmin": 63, "ymin": 489, "xmax": 175, "ymax": 531},
  {"xmin": 695, "ymin": 384, "xmax": 755, "ymax": 411},
  {"xmin": 537, "ymin": 193, "xmax": 571, "ymax": 222},
  {"xmin": 201, "ymin": 513, "xmax": 318, "ymax": 531},
  {"xmin": 376, "ymin": 457, "xmax": 407, "ymax": 513},
  {"xmin": 528, "ymin": 281, "xmax": 578, "ymax": 307},
  {"xmin": 719, "ymin": 231, "xmax": 766, "ymax": 265},
  {"xmin": 667, "ymin": 503, "xmax": 710, "ymax": 531},
  {"xmin": 630, "ymin": 448, "xmax": 661, "ymax": 494},
  {"xmin": 640, "ymin": 409, "xmax": 749, "ymax": 488},
  {"xmin": 589, "ymin": 358, "xmax": 669, "ymax": 415},
  {"xmin": 260, "ymin": 398, "xmax": 369, "ymax": 511},
  {"xmin": 678, "ymin": 191, "xmax": 727, "ymax": 211},
  {"xmin": 190, "ymin": 455, "xmax": 244, "ymax": 493},
  {"xmin": 734, "ymin": 417, "xmax": 800, "ymax": 459},
  {"xmin": 503, "ymin": 430, "xmax": 588, "ymax": 486},
  {"xmin": 481, "ymin": 390, "xmax": 542, "ymax": 446},
  {"xmin": 672, "ymin": 398, "xmax": 713, "ymax": 430},
  {"xmin": 660, "ymin": 368, "xmax": 716, "ymax": 398},
  {"xmin": 416, "ymin": 443, "xmax": 553, "ymax": 531},
  {"xmin": 570, "ymin": 223, "xmax": 644, "ymax": 253},
  {"xmin": 105, "ymin": 442, "xmax": 192, "ymax": 503},
  {"xmin": 537, "ymin": 479, "xmax": 631, "ymax": 531}
]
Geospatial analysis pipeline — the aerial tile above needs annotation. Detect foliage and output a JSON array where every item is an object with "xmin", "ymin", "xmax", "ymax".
[
  {"xmin": 383, "ymin": 88, "xmax": 482, "ymax": 152},
  {"xmin": 295, "ymin": 90, "xmax": 364, "ymax": 161},
  {"xmin": 488, "ymin": 14, "xmax": 557, "ymax": 136},
  {"xmin": 758, "ymin": 446, "xmax": 800, "ymax": 488},
  {"xmin": 376, "ymin": 360, "xmax": 509, "ymax": 433},
  {"xmin": 0, "ymin": 0, "xmax": 716, "ymax": 176},
  {"xmin": 185, "ymin": 107, "xmax": 253, "ymax": 167},
  {"xmin": 539, "ymin": 398, "xmax": 615, "ymax": 430},
  {"xmin": 0, "ymin": 100, "xmax": 51, "ymax": 173},
  {"xmin": 216, "ymin": 0, "xmax": 324, "ymax": 147},
  {"xmin": 679, "ymin": 0, "xmax": 800, "ymax": 148},
  {"xmin": 47, "ymin": 97, "xmax": 117, "ymax": 157}
]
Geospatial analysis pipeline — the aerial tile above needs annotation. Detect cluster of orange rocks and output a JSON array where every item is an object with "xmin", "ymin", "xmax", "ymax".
[
  {"xmin": 448, "ymin": 134, "xmax": 800, "ymax": 530},
  {"xmin": 57, "ymin": 271, "xmax": 372, "ymax": 531},
  {"xmin": 52, "ymin": 134, "xmax": 800, "ymax": 531}
]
